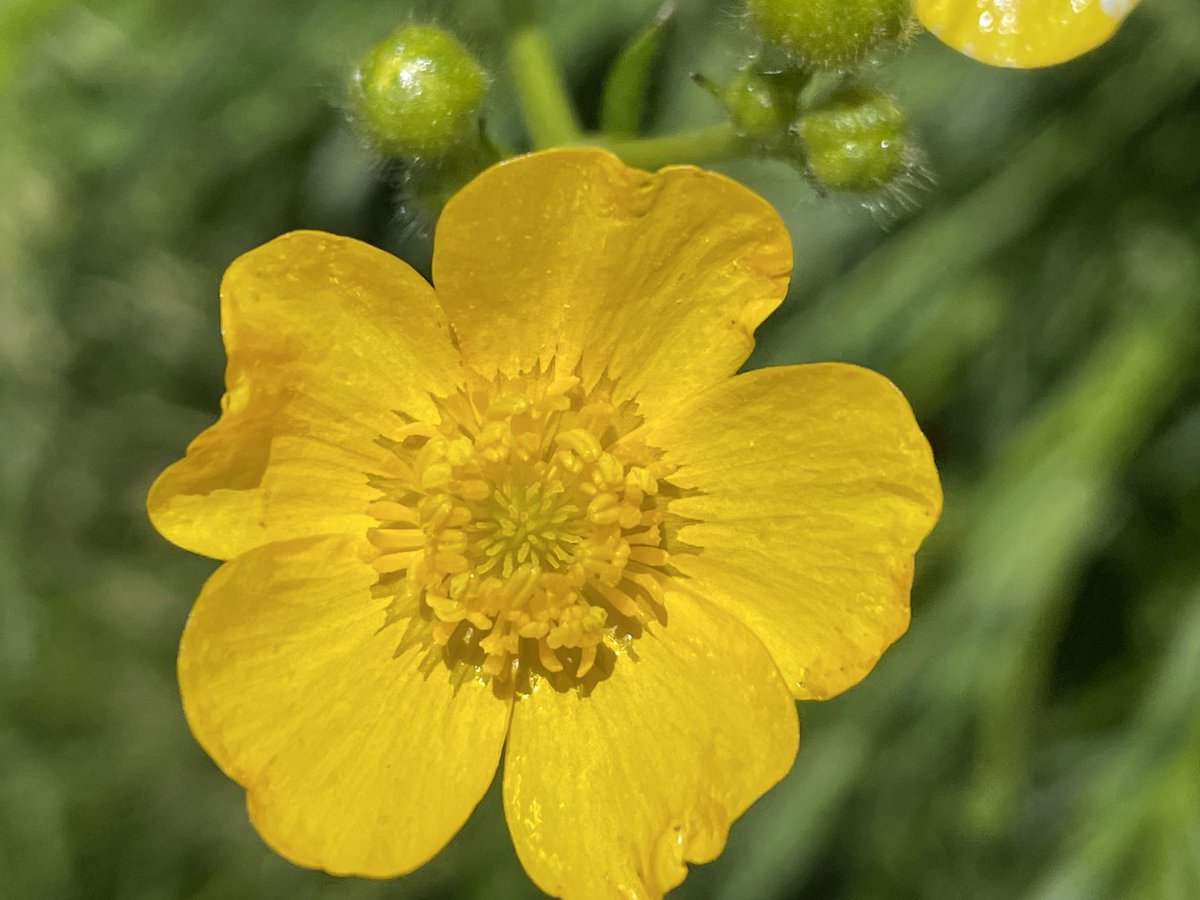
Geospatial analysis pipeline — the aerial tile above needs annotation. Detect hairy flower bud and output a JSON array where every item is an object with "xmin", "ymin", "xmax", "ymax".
[
  {"xmin": 746, "ymin": 0, "xmax": 910, "ymax": 69},
  {"xmin": 351, "ymin": 24, "xmax": 488, "ymax": 158},
  {"xmin": 795, "ymin": 84, "xmax": 909, "ymax": 193},
  {"xmin": 721, "ymin": 66, "xmax": 808, "ymax": 138}
]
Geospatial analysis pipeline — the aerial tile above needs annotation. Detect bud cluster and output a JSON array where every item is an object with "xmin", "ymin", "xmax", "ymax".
[
  {"xmin": 685, "ymin": 0, "xmax": 924, "ymax": 199},
  {"xmin": 345, "ymin": 1, "xmax": 929, "ymax": 213}
]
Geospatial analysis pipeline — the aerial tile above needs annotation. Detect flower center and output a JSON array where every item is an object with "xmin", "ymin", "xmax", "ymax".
[{"xmin": 367, "ymin": 370, "xmax": 676, "ymax": 693}]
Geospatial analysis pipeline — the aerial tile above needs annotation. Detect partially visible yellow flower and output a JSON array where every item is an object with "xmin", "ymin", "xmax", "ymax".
[
  {"xmin": 148, "ymin": 148, "xmax": 941, "ymax": 898},
  {"xmin": 915, "ymin": 0, "xmax": 1140, "ymax": 68}
]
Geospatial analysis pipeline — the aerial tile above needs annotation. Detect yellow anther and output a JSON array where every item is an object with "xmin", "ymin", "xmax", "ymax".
[
  {"xmin": 597, "ymin": 452, "xmax": 624, "ymax": 486},
  {"xmin": 366, "ymin": 500, "xmax": 419, "ymax": 523},
  {"xmin": 648, "ymin": 461, "xmax": 675, "ymax": 480},
  {"xmin": 587, "ymin": 492, "xmax": 622, "ymax": 526},
  {"xmin": 372, "ymin": 550, "xmax": 421, "ymax": 574},
  {"xmin": 592, "ymin": 580, "xmax": 641, "ymax": 618},
  {"xmin": 555, "ymin": 448, "xmax": 585, "ymax": 474},
  {"xmin": 433, "ymin": 549, "xmax": 470, "ymax": 573},
  {"xmin": 504, "ymin": 565, "xmax": 541, "ymax": 607},
  {"xmin": 514, "ymin": 431, "xmax": 541, "ymax": 459},
  {"xmin": 420, "ymin": 461, "xmax": 453, "ymax": 490},
  {"xmin": 436, "ymin": 528, "xmax": 468, "ymax": 552},
  {"xmin": 535, "ymin": 393, "xmax": 572, "ymax": 413},
  {"xmin": 425, "ymin": 593, "xmax": 462, "ymax": 619},
  {"xmin": 368, "ymin": 529, "xmax": 425, "ymax": 552},
  {"xmin": 628, "ymin": 526, "xmax": 662, "ymax": 546},
  {"xmin": 576, "ymin": 643, "xmax": 598, "ymax": 678},
  {"xmin": 418, "ymin": 493, "xmax": 453, "ymax": 523},
  {"xmin": 465, "ymin": 610, "xmax": 494, "ymax": 630},
  {"xmin": 431, "ymin": 619, "xmax": 457, "ymax": 647},
  {"xmin": 480, "ymin": 628, "xmax": 515, "ymax": 660},
  {"xmin": 630, "ymin": 546, "xmax": 669, "ymax": 567},
  {"xmin": 627, "ymin": 466, "xmax": 658, "ymax": 494},
  {"xmin": 537, "ymin": 639, "xmax": 565, "ymax": 673},
  {"xmin": 613, "ymin": 507, "xmax": 638, "ymax": 530},
  {"xmin": 459, "ymin": 479, "xmax": 491, "ymax": 501},
  {"xmin": 554, "ymin": 428, "xmax": 603, "ymax": 462},
  {"xmin": 477, "ymin": 420, "xmax": 509, "ymax": 447},
  {"xmin": 487, "ymin": 394, "xmax": 530, "ymax": 418},
  {"xmin": 519, "ymin": 619, "xmax": 550, "ymax": 639},
  {"xmin": 445, "ymin": 437, "xmax": 475, "ymax": 466}
]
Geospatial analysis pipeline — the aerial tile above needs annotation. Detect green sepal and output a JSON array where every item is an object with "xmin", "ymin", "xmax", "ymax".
[
  {"xmin": 721, "ymin": 65, "xmax": 809, "ymax": 139},
  {"xmin": 403, "ymin": 128, "xmax": 504, "ymax": 217},
  {"xmin": 795, "ymin": 82, "xmax": 909, "ymax": 193},
  {"xmin": 600, "ymin": 3, "xmax": 675, "ymax": 138}
]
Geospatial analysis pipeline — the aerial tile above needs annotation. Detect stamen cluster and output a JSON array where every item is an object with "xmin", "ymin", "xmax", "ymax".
[{"xmin": 368, "ymin": 371, "xmax": 676, "ymax": 691}]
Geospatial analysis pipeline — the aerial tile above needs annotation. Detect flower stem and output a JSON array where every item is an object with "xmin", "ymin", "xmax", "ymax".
[
  {"xmin": 592, "ymin": 121, "xmax": 751, "ymax": 170},
  {"xmin": 500, "ymin": 0, "xmax": 582, "ymax": 148}
]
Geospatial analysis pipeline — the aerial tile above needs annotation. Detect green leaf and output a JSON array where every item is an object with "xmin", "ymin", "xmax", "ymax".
[{"xmin": 599, "ymin": 2, "xmax": 674, "ymax": 138}]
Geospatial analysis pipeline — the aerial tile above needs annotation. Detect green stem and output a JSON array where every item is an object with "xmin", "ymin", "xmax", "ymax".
[
  {"xmin": 500, "ymin": 0, "xmax": 581, "ymax": 147},
  {"xmin": 592, "ymin": 121, "xmax": 750, "ymax": 169}
]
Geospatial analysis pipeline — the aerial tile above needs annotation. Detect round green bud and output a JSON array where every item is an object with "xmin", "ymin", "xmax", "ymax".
[
  {"xmin": 746, "ymin": 0, "xmax": 910, "ymax": 70},
  {"xmin": 795, "ymin": 84, "xmax": 909, "ymax": 193},
  {"xmin": 722, "ymin": 66, "xmax": 807, "ymax": 138},
  {"xmin": 351, "ymin": 24, "xmax": 487, "ymax": 158}
]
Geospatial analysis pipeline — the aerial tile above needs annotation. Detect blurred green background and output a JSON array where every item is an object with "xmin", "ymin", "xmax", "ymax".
[{"xmin": 2, "ymin": 0, "xmax": 1199, "ymax": 897}]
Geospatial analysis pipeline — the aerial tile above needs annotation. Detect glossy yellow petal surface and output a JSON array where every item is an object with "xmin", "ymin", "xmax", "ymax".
[
  {"xmin": 148, "ymin": 231, "xmax": 460, "ymax": 560},
  {"xmin": 179, "ymin": 533, "xmax": 511, "ymax": 877},
  {"xmin": 432, "ymin": 148, "xmax": 792, "ymax": 416},
  {"xmin": 916, "ymin": 0, "xmax": 1139, "ymax": 68},
  {"xmin": 503, "ymin": 594, "xmax": 798, "ymax": 900},
  {"xmin": 641, "ymin": 364, "xmax": 942, "ymax": 700}
]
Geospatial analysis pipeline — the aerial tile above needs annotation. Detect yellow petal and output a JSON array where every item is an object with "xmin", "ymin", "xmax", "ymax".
[
  {"xmin": 179, "ymin": 533, "xmax": 510, "ymax": 877},
  {"xmin": 503, "ymin": 593, "xmax": 798, "ymax": 900},
  {"xmin": 641, "ymin": 364, "xmax": 942, "ymax": 700},
  {"xmin": 915, "ymin": 0, "xmax": 1139, "ymax": 68},
  {"xmin": 432, "ymin": 148, "xmax": 791, "ymax": 416},
  {"xmin": 148, "ymin": 231, "xmax": 460, "ymax": 559}
]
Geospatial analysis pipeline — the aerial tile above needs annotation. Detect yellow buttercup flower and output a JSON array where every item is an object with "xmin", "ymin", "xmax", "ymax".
[
  {"xmin": 915, "ymin": 0, "xmax": 1140, "ymax": 68},
  {"xmin": 148, "ymin": 148, "xmax": 941, "ymax": 898}
]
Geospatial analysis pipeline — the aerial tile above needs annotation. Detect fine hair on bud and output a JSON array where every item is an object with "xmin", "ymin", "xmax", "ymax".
[
  {"xmin": 746, "ymin": 0, "xmax": 912, "ymax": 70},
  {"xmin": 720, "ymin": 63, "xmax": 810, "ymax": 139},
  {"xmin": 351, "ymin": 23, "xmax": 489, "ymax": 160},
  {"xmin": 794, "ymin": 82, "xmax": 920, "ymax": 196}
]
